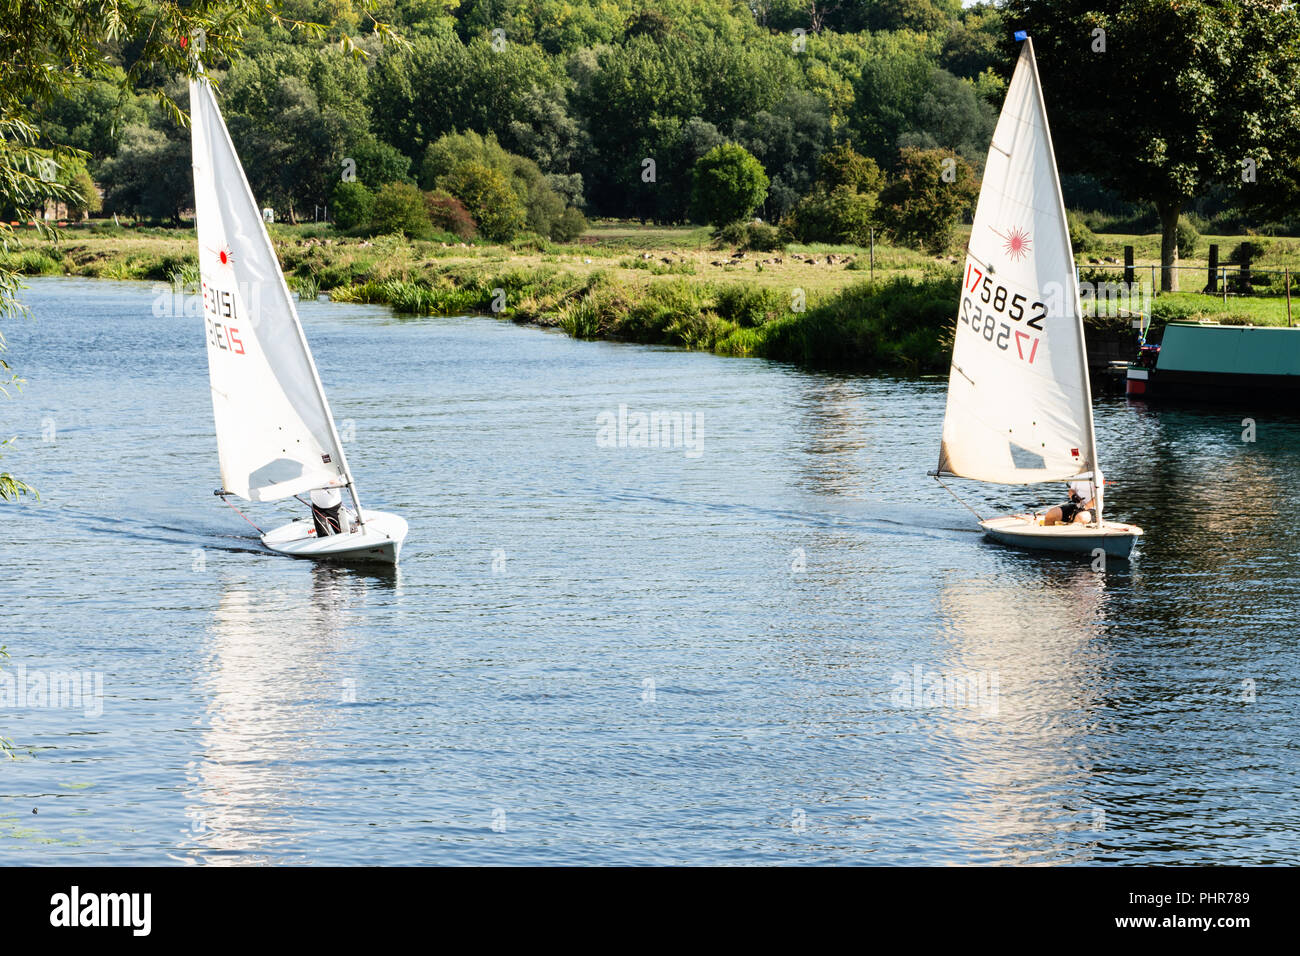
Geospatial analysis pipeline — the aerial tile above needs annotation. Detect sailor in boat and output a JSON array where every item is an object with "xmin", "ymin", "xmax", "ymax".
[
  {"xmin": 1042, "ymin": 478, "xmax": 1098, "ymax": 526},
  {"xmin": 310, "ymin": 486, "xmax": 348, "ymax": 536}
]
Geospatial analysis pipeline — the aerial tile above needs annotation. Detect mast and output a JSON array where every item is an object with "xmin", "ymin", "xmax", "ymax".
[
  {"xmin": 1022, "ymin": 35, "xmax": 1102, "ymax": 523},
  {"xmin": 277, "ymin": 274, "xmax": 366, "ymax": 530}
]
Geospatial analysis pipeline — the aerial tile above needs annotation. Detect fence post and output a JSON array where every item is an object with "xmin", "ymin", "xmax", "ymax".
[
  {"xmin": 1207, "ymin": 243, "xmax": 1218, "ymax": 293},
  {"xmin": 1288, "ymin": 268, "xmax": 1293, "ymax": 327},
  {"xmin": 1124, "ymin": 245, "xmax": 1134, "ymax": 287}
]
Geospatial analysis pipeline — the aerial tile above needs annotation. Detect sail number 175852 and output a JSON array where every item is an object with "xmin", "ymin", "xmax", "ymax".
[{"xmin": 961, "ymin": 263, "xmax": 1043, "ymax": 363}]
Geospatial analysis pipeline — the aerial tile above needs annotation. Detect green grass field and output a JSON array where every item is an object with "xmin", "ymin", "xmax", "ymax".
[{"xmin": 1153, "ymin": 291, "xmax": 1299, "ymax": 327}]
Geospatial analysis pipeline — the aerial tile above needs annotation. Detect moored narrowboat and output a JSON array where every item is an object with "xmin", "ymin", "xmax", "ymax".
[{"xmin": 1127, "ymin": 321, "xmax": 1300, "ymax": 401}]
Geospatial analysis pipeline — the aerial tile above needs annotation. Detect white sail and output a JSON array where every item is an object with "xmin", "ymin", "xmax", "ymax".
[
  {"xmin": 937, "ymin": 38, "xmax": 1097, "ymax": 485},
  {"xmin": 189, "ymin": 76, "xmax": 351, "ymax": 502}
]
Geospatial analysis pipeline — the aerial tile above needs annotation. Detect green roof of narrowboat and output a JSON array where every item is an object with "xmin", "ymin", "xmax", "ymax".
[{"xmin": 1158, "ymin": 322, "xmax": 1300, "ymax": 376}]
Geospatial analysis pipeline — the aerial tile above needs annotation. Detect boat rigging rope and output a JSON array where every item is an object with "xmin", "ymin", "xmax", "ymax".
[
  {"xmin": 217, "ymin": 494, "xmax": 265, "ymax": 535},
  {"xmin": 931, "ymin": 474, "xmax": 985, "ymax": 522}
]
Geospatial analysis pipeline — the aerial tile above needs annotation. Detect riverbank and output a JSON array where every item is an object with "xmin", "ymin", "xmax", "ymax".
[
  {"xmin": 6, "ymin": 221, "xmax": 1298, "ymax": 373},
  {"xmin": 2, "ymin": 221, "xmax": 961, "ymax": 372}
]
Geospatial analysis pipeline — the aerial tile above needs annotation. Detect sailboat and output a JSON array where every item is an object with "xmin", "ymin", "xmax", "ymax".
[
  {"xmin": 931, "ymin": 33, "xmax": 1143, "ymax": 559},
  {"xmin": 189, "ymin": 73, "xmax": 408, "ymax": 564}
]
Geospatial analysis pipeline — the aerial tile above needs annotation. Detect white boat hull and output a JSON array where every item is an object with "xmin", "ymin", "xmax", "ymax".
[
  {"xmin": 261, "ymin": 509, "xmax": 408, "ymax": 565},
  {"xmin": 980, "ymin": 514, "xmax": 1142, "ymax": 559}
]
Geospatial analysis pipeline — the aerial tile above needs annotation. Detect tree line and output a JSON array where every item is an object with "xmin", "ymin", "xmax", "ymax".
[
  {"xmin": 24, "ymin": 0, "xmax": 1006, "ymax": 248},
  {"xmin": 13, "ymin": 1, "xmax": 1300, "ymax": 274}
]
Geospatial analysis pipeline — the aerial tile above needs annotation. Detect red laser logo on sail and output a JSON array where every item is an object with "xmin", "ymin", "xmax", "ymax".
[
  {"xmin": 204, "ymin": 243, "xmax": 234, "ymax": 269},
  {"xmin": 992, "ymin": 226, "xmax": 1032, "ymax": 262}
]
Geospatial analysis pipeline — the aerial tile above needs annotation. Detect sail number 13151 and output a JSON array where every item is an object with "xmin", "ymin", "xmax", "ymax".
[
  {"xmin": 203, "ymin": 284, "xmax": 245, "ymax": 355},
  {"xmin": 961, "ymin": 262, "xmax": 1043, "ymax": 363}
]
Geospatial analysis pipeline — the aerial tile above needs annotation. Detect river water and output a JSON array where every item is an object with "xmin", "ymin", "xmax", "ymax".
[{"xmin": 1, "ymin": 276, "xmax": 1296, "ymax": 865}]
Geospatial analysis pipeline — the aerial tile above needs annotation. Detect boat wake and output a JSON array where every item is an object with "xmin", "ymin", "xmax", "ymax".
[
  {"xmin": 38, "ymin": 504, "xmax": 267, "ymax": 555},
  {"xmin": 597, "ymin": 489, "xmax": 980, "ymax": 537}
]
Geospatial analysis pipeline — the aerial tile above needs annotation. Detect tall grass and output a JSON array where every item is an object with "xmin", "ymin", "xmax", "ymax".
[
  {"xmin": 620, "ymin": 256, "xmax": 697, "ymax": 275},
  {"xmin": 758, "ymin": 275, "xmax": 960, "ymax": 372},
  {"xmin": 290, "ymin": 273, "xmax": 320, "ymax": 300},
  {"xmin": 170, "ymin": 263, "xmax": 200, "ymax": 291},
  {"xmin": 328, "ymin": 277, "xmax": 487, "ymax": 315},
  {"xmin": 0, "ymin": 249, "xmax": 63, "ymax": 275}
]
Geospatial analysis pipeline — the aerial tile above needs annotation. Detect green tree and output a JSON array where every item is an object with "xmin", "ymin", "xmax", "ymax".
[
  {"xmin": 12, "ymin": 150, "xmax": 101, "ymax": 221},
  {"xmin": 37, "ymin": 73, "xmax": 149, "ymax": 162},
  {"xmin": 330, "ymin": 181, "xmax": 375, "ymax": 231},
  {"xmin": 98, "ymin": 124, "xmax": 193, "ymax": 223},
  {"xmin": 346, "ymin": 135, "xmax": 412, "ymax": 188},
  {"xmin": 419, "ymin": 130, "xmax": 513, "ymax": 190},
  {"xmin": 863, "ymin": 0, "xmax": 963, "ymax": 33},
  {"xmin": 785, "ymin": 187, "xmax": 878, "ymax": 247},
  {"xmin": 942, "ymin": 3, "xmax": 1006, "ymax": 79},
  {"xmin": 545, "ymin": 172, "xmax": 585, "ymax": 210},
  {"xmin": 225, "ymin": 68, "xmax": 362, "ymax": 224},
  {"xmin": 782, "ymin": 145, "xmax": 883, "ymax": 246},
  {"xmin": 1175, "ymin": 215, "xmax": 1199, "ymax": 259},
  {"xmin": 847, "ymin": 31, "xmax": 940, "ymax": 166},
  {"xmin": 767, "ymin": 0, "xmax": 960, "ymax": 34},
  {"xmin": 440, "ymin": 161, "xmax": 527, "ymax": 241},
  {"xmin": 1067, "ymin": 211, "xmax": 1097, "ymax": 255},
  {"xmin": 370, "ymin": 181, "xmax": 432, "ymax": 237},
  {"xmin": 878, "ymin": 147, "xmax": 978, "ymax": 254},
  {"xmin": 897, "ymin": 68, "xmax": 996, "ymax": 169},
  {"xmin": 508, "ymin": 155, "xmax": 566, "ymax": 237},
  {"xmin": 572, "ymin": 32, "xmax": 796, "ymax": 221},
  {"xmin": 550, "ymin": 206, "xmax": 587, "ymax": 242},
  {"xmin": 690, "ymin": 143, "xmax": 770, "ymax": 227},
  {"xmin": 624, "ymin": 10, "xmax": 674, "ymax": 43},
  {"xmin": 734, "ymin": 91, "xmax": 833, "ymax": 221},
  {"xmin": 453, "ymin": 0, "xmax": 627, "ymax": 53},
  {"xmin": 817, "ymin": 143, "xmax": 885, "ymax": 195},
  {"xmin": 422, "ymin": 131, "xmax": 575, "ymax": 239},
  {"xmin": 368, "ymin": 34, "xmax": 571, "ymax": 166},
  {"xmin": 1005, "ymin": 0, "xmax": 1300, "ymax": 290},
  {"xmin": 68, "ymin": 165, "xmax": 101, "ymax": 220}
]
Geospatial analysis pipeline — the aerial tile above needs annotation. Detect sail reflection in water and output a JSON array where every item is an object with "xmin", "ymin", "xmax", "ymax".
[
  {"xmin": 931, "ymin": 565, "xmax": 1115, "ymax": 864},
  {"xmin": 183, "ymin": 568, "xmax": 387, "ymax": 863}
]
